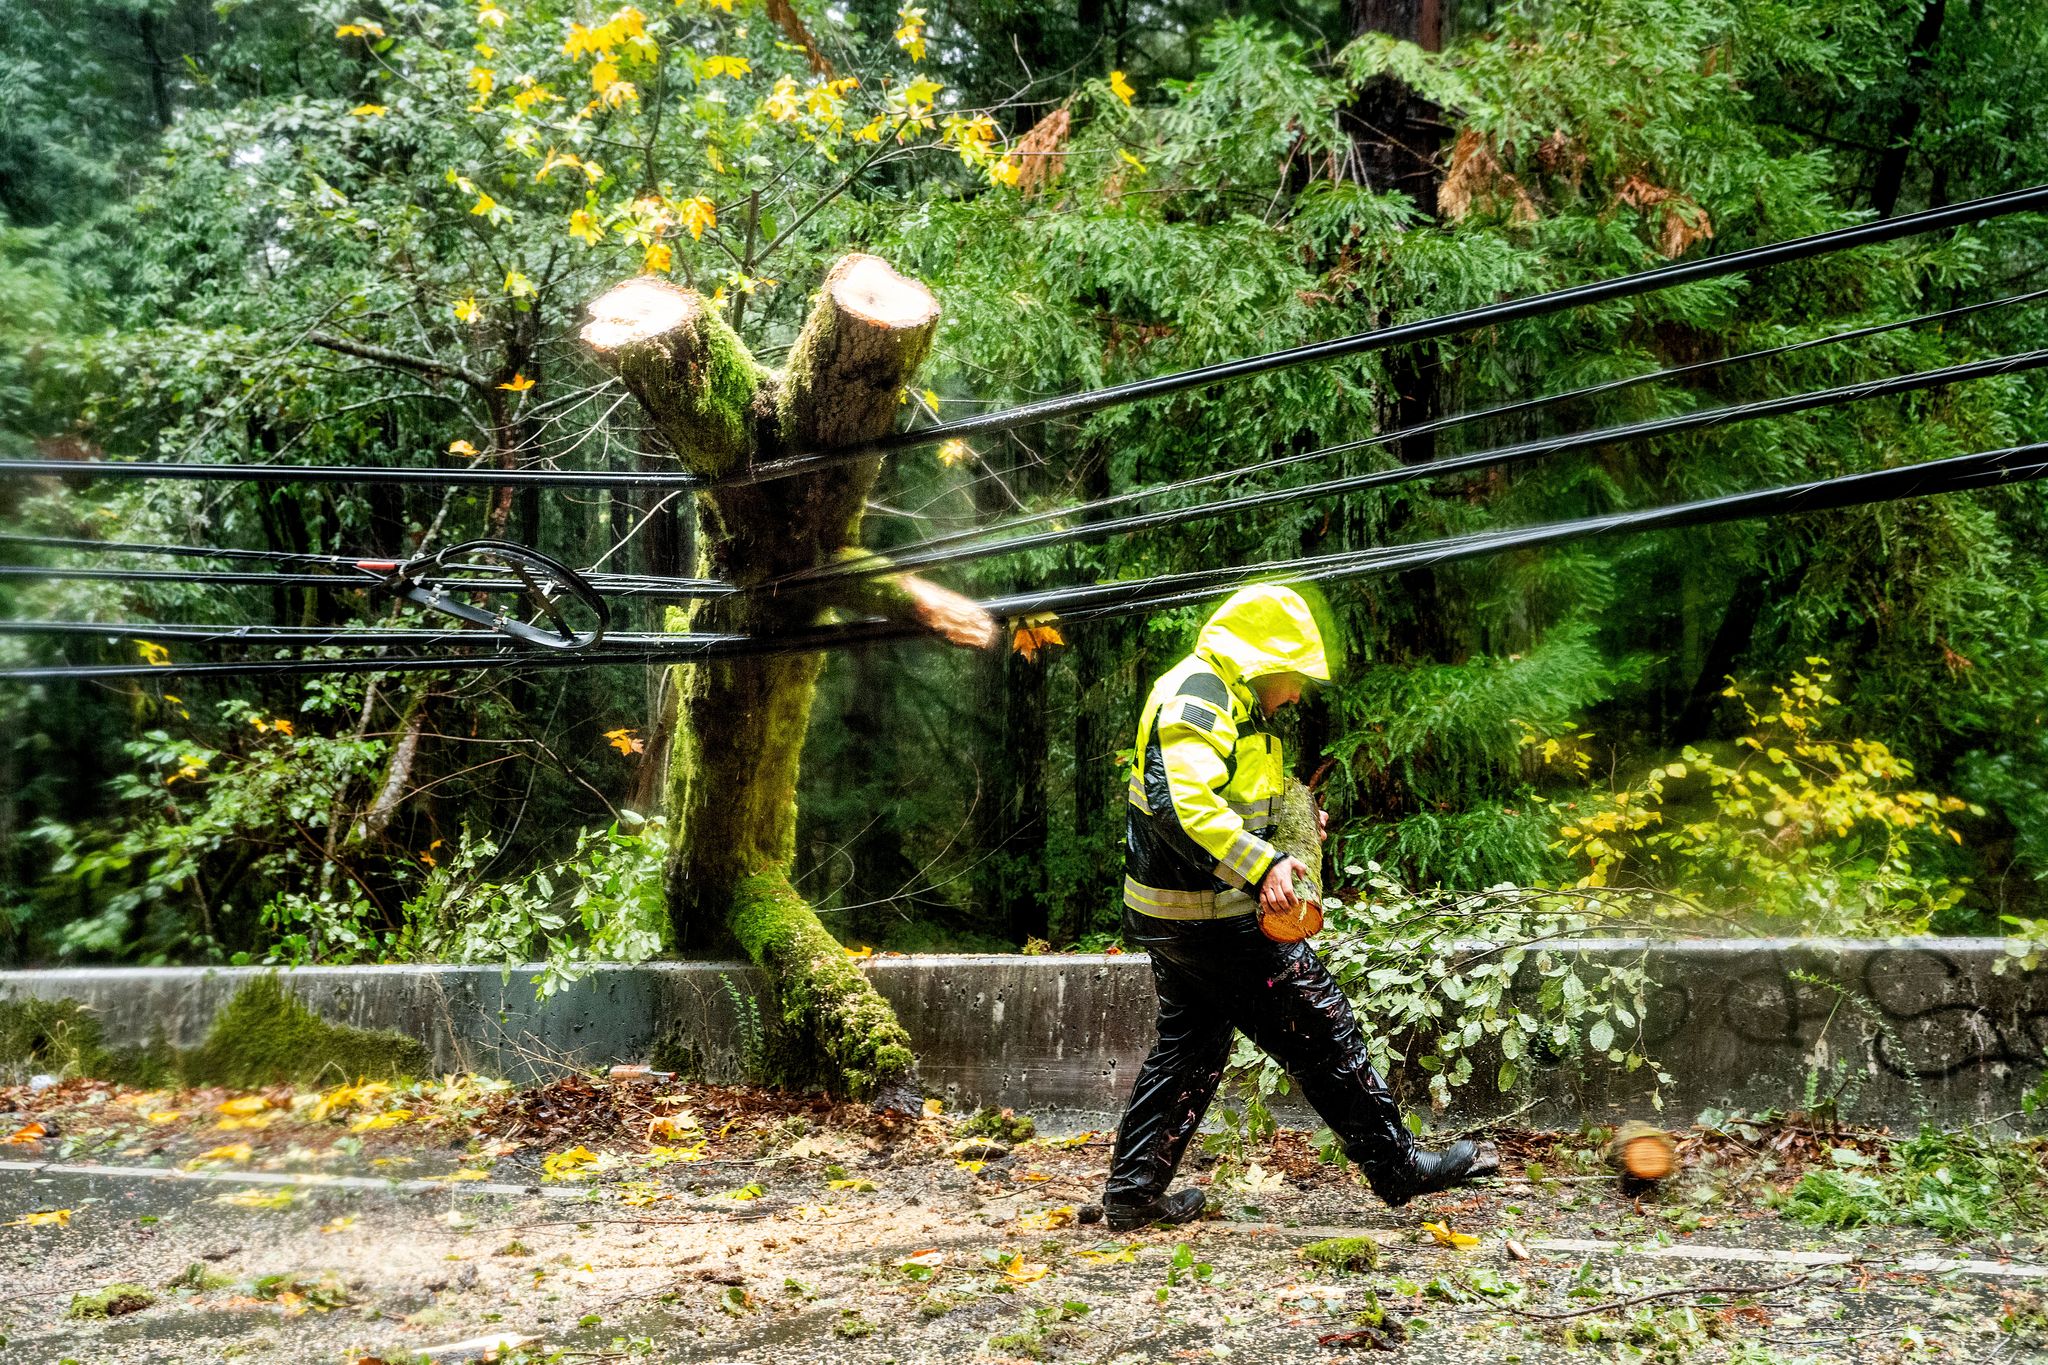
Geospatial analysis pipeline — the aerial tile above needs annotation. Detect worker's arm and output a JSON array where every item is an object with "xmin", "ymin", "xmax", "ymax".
[{"xmin": 1156, "ymin": 698, "xmax": 1282, "ymax": 890}]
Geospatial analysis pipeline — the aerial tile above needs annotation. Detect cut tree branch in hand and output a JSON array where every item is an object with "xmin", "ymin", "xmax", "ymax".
[{"xmin": 583, "ymin": 254, "xmax": 994, "ymax": 1103}]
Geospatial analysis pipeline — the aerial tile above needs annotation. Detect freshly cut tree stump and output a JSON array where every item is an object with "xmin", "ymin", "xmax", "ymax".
[
  {"xmin": 583, "ymin": 255, "xmax": 994, "ymax": 1103},
  {"xmin": 1608, "ymin": 1121, "xmax": 1679, "ymax": 1183}
]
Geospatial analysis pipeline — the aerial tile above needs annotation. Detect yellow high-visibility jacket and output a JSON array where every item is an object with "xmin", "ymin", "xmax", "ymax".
[{"xmin": 1123, "ymin": 585, "xmax": 1330, "ymax": 919}]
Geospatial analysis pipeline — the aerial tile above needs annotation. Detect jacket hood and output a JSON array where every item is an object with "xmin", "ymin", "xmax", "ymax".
[{"xmin": 1195, "ymin": 584, "xmax": 1330, "ymax": 688}]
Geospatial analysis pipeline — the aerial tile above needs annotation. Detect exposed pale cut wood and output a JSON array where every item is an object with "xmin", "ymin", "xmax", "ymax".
[{"xmin": 580, "ymin": 277, "xmax": 697, "ymax": 352}]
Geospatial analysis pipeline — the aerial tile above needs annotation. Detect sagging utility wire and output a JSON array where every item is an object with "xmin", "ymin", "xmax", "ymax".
[
  {"xmin": 30, "ymin": 336, "xmax": 2045, "ymax": 616},
  {"xmin": 8, "ymin": 439, "xmax": 2043, "ymax": 683},
  {"xmin": 800, "ymin": 287, "xmax": 2048, "ymax": 581},
  {"xmin": 776, "ymin": 344, "xmax": 2048, "ymax": 589},
  {"xmin": 4, "ymin": 184, "xmax": 2045, "ymax": 496}
]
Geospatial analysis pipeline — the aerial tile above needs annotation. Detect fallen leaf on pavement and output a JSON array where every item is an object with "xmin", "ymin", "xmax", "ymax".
[
  {"xmin": 5, "ymin": 1208, "xmax": 70, "ymax": 1228},
  {"xmin": 1421, "ymin": 1220, "xmax": 1482, "ymax": 1250},
  {"xmin": 1016, "ymin": 1206, "xmax": 1077, "ymax": 1231},
  {"xmin": 187, "ymin": 1143, "xmax": 255, "ymax": 1168}
]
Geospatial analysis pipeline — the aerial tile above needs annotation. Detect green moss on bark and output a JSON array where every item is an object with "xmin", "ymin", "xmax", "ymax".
[
  {"xmin": 1275, "ymin": 777, "xmax": 1324, "ymax": 901},
  {"xmin": 727, "ymin": 869, "xmax": 915, "ymax": 1097}
]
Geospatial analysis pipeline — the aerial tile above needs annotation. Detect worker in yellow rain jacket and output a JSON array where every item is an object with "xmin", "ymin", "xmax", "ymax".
[{"xmin": 1101, "ymin": 584, "xmax": 1497, "ymax": 1230}]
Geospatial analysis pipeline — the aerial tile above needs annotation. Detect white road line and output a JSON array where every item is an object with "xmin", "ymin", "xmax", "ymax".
[
  {"xmin": 0, "ymin": 1157, "xmax": 583, "ymax": 1201},
  {"xmin": 1532, "ymin": 1236, "xmax": 2048, "ymax": 1281},
  {"xmin": 1211, "ymin": 1222, "xmax": 2048, "ymax": 1282}
]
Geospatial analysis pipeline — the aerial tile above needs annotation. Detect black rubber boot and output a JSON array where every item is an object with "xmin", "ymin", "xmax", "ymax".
[
  {"xmin": 1103, "ymin": 1187, "xmax": 1207, "ymax": 1231},
  {"xmin": 1379, "ymin": 1140, "xmax": 1499, "ymax": 1208}
]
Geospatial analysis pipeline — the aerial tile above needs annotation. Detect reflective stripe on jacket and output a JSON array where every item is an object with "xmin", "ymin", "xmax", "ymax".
[{"xmin": 1122, "ymin": 585, "xmax": 1329, "ymax": 919}]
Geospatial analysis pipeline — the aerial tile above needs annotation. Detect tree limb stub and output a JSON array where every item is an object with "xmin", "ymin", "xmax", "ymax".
[{"xmin": 581, "ymin": 278, "xmax": 766, "ymax": 482}]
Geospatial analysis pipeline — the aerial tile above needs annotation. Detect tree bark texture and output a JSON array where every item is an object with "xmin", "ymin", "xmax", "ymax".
[{"xmin": 583, "ymin": 256, "xmax": 992, "ymax": 1099}]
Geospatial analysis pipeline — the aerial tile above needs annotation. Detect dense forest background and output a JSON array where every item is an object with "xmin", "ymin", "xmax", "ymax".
[{"xmin": 2, "ymin": 0, "xmax": 2045, "ymax": 971}]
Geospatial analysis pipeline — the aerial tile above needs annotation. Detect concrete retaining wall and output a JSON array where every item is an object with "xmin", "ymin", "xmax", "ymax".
[{"xmin": 1, "ymin": 939, "xmax": 2041, "ymax": 1128}]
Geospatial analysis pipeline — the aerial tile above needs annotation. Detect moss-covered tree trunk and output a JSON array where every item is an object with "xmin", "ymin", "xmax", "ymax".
[{"xmin": 583, "ymin": 256, "xmax": 992, "ymax": 1103}]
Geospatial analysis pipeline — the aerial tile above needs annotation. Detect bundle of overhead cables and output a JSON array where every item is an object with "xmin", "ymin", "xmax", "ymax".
[{"xmin": 5, "ymin": 183, "xmax": 2048, "ymax": 684}]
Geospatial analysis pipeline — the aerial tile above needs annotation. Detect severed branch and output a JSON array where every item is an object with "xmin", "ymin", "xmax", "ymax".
[
  {"xmin": 1501, "ymin": 1268, "xmax": 1823, "ymax": 1322},
  {"xmin": 307, "ymin": 331, "xmax": 493, "ymax": 395}
]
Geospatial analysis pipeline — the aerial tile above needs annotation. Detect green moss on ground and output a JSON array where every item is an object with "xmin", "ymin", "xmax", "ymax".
[
  {"xmin": 0, "ymin": 977, "xmax": 428, "ymax": 1088},
  {"xmin": 1300, "ymin": 1235, "xmax": 1383, "ymax": 1272},
  {"xmin": 68, "ymin": 1283, "xmax": 156, "ymax": 1318}
]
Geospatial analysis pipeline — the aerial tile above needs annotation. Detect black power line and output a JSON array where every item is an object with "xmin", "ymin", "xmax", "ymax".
[
  {"xmin": 818, "ymin": 287, "xmax": 2048, "ymax": 577},
  {"xmin": 5, "ymin": 184, "xmax": 2046, "ymax": 495},
  {"xmin": 8, "ymin": 439, "xmax": 2044, "ymax": 682},
  {"xmin": 789, "ymin": 345, "xmax": 2048, "ymax": 586}
]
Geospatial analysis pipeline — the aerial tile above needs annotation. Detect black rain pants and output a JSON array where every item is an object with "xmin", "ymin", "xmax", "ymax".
[{"xmin": 1103, "ymin": 906, "xmax": 1418, "ymax": 1206}]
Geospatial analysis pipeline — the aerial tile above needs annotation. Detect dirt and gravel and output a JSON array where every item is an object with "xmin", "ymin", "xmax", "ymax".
[{"xmin": 0, "ymin": 1075, "xmax": 2042, "ymax": 1364}]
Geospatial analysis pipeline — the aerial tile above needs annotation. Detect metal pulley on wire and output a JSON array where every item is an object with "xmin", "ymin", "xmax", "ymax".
[{"xmin": 363, "ymin": 539, "xmax": 609, "ymax": 651}]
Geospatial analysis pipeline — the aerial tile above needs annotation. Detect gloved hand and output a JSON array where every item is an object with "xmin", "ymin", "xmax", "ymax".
[{"xmin": 1259, "ymin": 856, "xmax": 1311, "ymax": 915}]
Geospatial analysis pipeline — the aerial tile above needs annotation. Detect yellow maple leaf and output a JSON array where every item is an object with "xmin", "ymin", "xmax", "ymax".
[
  {"xmin": 477, "ymin": 4, "xmax": 508, "ymax": 29},
  {"xmin": 320, "ymin": 1215, "xmax": 356, "ymax": 1234},
  {"xmin": 703, "ymin": 0, "xmax": 734, "ymax": 11},
  {"xmin": 542, "ymin": 1145, "xmax": 602, "ymax": 1181},
  {"xmin": 1075, "ymin": 1242, "xmax": 1139, "ymax": 1265},
  {"xmin": 646, "ymin": 1112, "xmax": 700, "ymax": 1142},
  {"xmin": 921, "ymin": 1097, "xmax": 944, "ymax": 1117},
  {"xmin": 702, "ymin": 54, "xmax": 751, "ymax": 79},
  {"xmin": 955, "ymin": 1159, "xmax": 986, "ymax": 1174},
  {"xmin": 4, "ymin": 1121, "xmax": 45, "ymax": 1144},
  {"xmin": 218, "ymin": 1188, "xmax": 296, "ymax": 1210},
  {"xmin": 936, "ymin": 438, "xmax": 971, "ymax": 467},
  {"xmin": 723, "ymin": 1183, "xmax": 765, "ymax": 1201},
  {"xmin": 448, "ymin": 439, "xmax": 481, "ymax": 456},
  {"xmin": 145, "ymin": 1110, "xmax": 184, "ymax": 1125},
  {"xmin": 844, "ymin": 944, "xmax": 873, "ymax": 959},
  {"xmin": 215, "ymin": 1114, "xmax": 276, "ymax": 1132},
  {"xmin": 6, "ymin": 1209, "xmax": 71, "ymax": 1228},
  {"xmin": 679, "ymin": 195, "xmax": 717, "ymax": 241},
  {"xmin": 136, "ymin": 640, "xmax": 171, "ymax": 667},
  {"xmin": 336, "ymin": 20, "xmax": 386, "ymax": 38},
  {"xmin": 1011, "ymin": 615, "xmax": 1066, "ymax": 663},
  {"xmin": 900, "ymin": 77, "xmax": 943, "ymax": 108},
  {"xmin": 568, "ymin": 208, "xmax": 605, "ymax": 244},
  {"xmin": 602, "ymin": 727, "xmax": 645, "ymax": 756},
  {"xmin": 1016, "ymin": 1206, "xmax": 1076, "ymax": 1231},
  {"xmin": 468, "ymin": 65, "xmax": 495, "ymax": 98},
  {"xmin": 187, "ymin": 1143, "xmax": 254, "ymax": 1168},
  {"xmin": 853, "ymin": 116, "xmax": 887, "ymax": 143},
  {"xmin": 503, "ymin": 268, "xmax": 535, "ymax": 297},
  {"xmin": 643, "ymin": 241, "xmax": 674, "ymax": 273},
  {"xmin": 217, "ymin": 1095, "xmax": 269, "ymax": 1117},
  {"xmin": 454, "ymin": 296, "xmax": 482, "ymax": 324},
  {"xmin": 1108, "ymin": 69, "xmax": 1135, "ymax": 105},
  {"xmin": 1421, "ymin": 1219, "xmax": 1482, "ymax": 1250},
  {"xmin": 498, "ymin": 373, "xmax": 536, "ymax": 393},
  {"xmin": 423, "ymin": 1169, "xmax": 490, "ymax": 1183},
  {"xmin": 350, "ymin": 104, "xmax": 389, "ymax": 118},
  {"xmin": 894, "ymin": 5, "xmax": 927, "ymax": 61},
  {"xmin": 1003, "ymin": 1260, "xmax": 1052, "ymax": 1284},
  {"xmin": 349, "ymin": 1108, "xmax": 413, "ymax": 1132}
]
